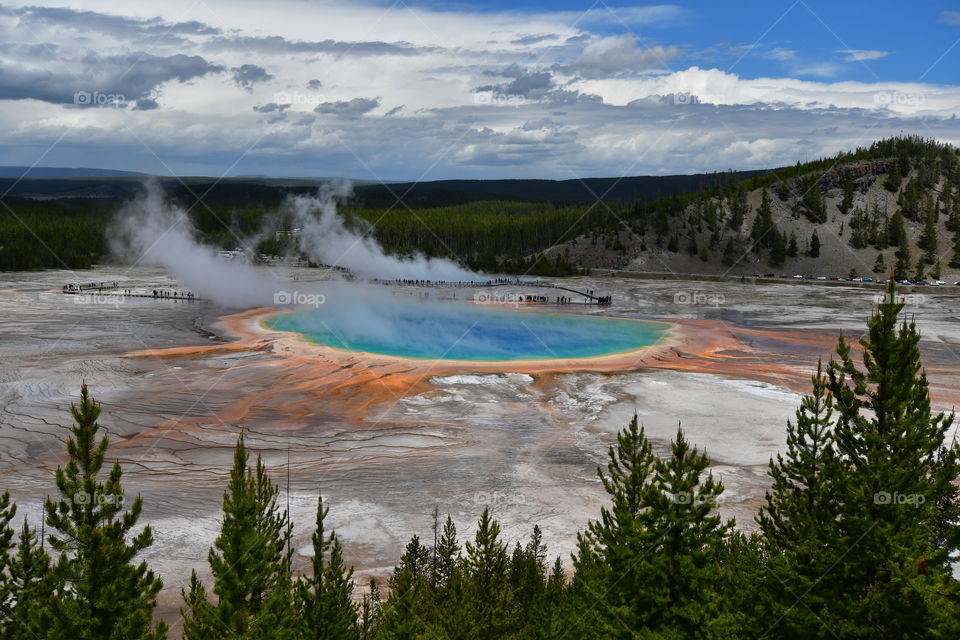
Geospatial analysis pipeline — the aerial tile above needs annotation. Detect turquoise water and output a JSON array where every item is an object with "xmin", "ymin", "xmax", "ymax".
[{"xmin": 265, "ymin": 301, "xmax": 668, "ymax": 361}]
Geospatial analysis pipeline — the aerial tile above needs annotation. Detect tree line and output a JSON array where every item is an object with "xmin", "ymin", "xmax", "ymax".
[
  {"xmin": 5, "ymin": 136, "xmax": 960, "ymax": 277},
  {"xmin": 1, "ymin": 280, "xmax": 958, "ymax": 638}
]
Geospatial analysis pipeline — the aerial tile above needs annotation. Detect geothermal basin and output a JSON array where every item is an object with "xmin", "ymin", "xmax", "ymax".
[
  {"xmin": 265, "ymin": 300, "xmax": 669, "ymax": 361},
  {"xmin": 3, "ymin": 267, "xmax": 960, "ymax": 631}
]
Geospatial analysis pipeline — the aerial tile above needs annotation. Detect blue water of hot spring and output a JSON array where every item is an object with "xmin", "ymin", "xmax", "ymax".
[{"xmin": 265, "ymin": 300, "xmax": 669, "ymax": 362}]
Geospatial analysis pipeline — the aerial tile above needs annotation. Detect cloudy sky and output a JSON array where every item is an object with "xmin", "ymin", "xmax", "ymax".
[{"xmin": 1, "ymin": 0, "xmax": 959, "ymax": 180}]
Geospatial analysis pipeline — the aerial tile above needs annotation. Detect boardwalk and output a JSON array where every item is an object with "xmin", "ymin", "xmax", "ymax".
[{"xmin": 373, "ymin": 278, "xmax": 611, "ymax": 304}]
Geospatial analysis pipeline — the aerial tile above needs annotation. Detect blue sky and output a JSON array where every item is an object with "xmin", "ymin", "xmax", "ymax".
[
  {"xmin": 0, "ymin": 1, "xmax": 957, "ymax": 180},
  {"xmin": 417, "ymin": 0, "xmax": 960, "ymax": 83}
]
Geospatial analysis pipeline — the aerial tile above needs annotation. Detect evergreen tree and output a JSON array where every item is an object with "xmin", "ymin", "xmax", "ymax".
[
  {"xmin": 883, "ymin": 164, "xmax": 902, "ymax": 192},
  {"xmin": 808, "ymin": 230, "xmax": 820, "ymax": 258},
  {"xmin": 750, "ymin": 189, "xmax": 775, "ymax": 251},
  {"xmin": 918, "ymin": 206, "xmax": 938, "ymax": 264},
  {"xmin": 574, "ymin": 415, "xmax": 656, "ymax": 636},
  {"xmin": 0, "ymin": 491, "xmax": 15, "ymax": 628},
  {"xmin": 786, "ymin": 231, "xmax": 798, "ymax": 258},
  {"xmin": 721, "ymin": 238, "xmax": 737, "ymax": 267},
  {"xmin": 295, "ymin": 495, "xmax": 359, "ymax": 639},
  {"xmin": 574, "ymin": 416, "xmax": 734, "ymax": 638},
  {"xmin": 431, "ymin": 515, "xmax": 459, "ymax": 591},
  {"xmin": 886, "ymin": 211, "xmax": 907, "ymax": 247},
  {"xmin": 358, "ymin": 579, "xmax": 382, "ymax": 639},
  {"xmin": 949, "ymin": 230, "xmax": 960, "ymax": 268},
  {"xmin": 894, "ymin": 242, "xmax": 912, "ymax": 281},
  {"xmin": 839, "ymin": 178, "xmax": 855, "ymax": 215},
  {"xmin": 379, "ymin": 535, "xmax": 432, "ymax": 638},
  {"xmin": 760, "ymin": 282, "xmax": 960, "ymax": 637},
  {"xmin": 182, "ymin": 435, "xmax": 293, "ymax": 640},
  {"xmin": 769, "ymin": 227, "xmax": 786, "ymax": 266},
  {"xmin": 645, "ymin": 428, "xmax": 734, "ymax": 637},
  {"xmin": 824, "ymin": 280, "xmax": 960, "ymax": 636},
  {"xmin": 2, "ymin": 520, "xmax": 55, "ymax": 640},
  {"xmin": 913, "ymin": 255, "xmax": 927, "ymax": 281},
  {"xmin": 43, "ymin": 384, "xmax": 167, "ymax": 640},
  {"xmin": 872, "ymin": 252, "xmax": 886, "ymax": 274},
  {"xmin": 757, "ymin": 362, "xmax": 840, "ymax": 635},
  {"xmin": 462, "ymin": 508, "xmax": 511, "ymax": 640}
]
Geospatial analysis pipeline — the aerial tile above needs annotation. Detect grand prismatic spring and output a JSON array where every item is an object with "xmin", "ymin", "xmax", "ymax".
[{"xmin": 265, "ymin": 300, "xmax": 669, "ymax": 361}]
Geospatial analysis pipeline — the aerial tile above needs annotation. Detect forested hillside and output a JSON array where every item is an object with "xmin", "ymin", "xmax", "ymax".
[
  {"xmin": 2, "ymin": 136, "xmax": 958, "ymax": 279},
  {"xmin": 558, "ymin": 136, "xmax": 960, "ymax": 281}
]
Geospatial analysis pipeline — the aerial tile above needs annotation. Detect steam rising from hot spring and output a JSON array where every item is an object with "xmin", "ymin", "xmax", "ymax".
[
  {"xmin": 109, "ymin": 180, "xmax": 480, "ymax": 306},
  {"xmin": 288, "ymin": 181, "xmax": 476, "ymax": 281}
]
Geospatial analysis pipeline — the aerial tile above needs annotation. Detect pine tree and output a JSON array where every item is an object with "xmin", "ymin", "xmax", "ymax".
[
  {"xmin": 645, "ymin": 428, "xmax": 734, "ymax": 637},
  {"xmin": 761, "ymin": 282, "xmax": 960, "ymax": 637},
  {"xmin": 463, "ymin": 508, "xmax": 511, "ymax": 640},
  {"xmin": 757, "ymin": 362, "xmax": 840, "ymax": 634},
  {"xmin": 918, "ymin": 205, "xmax": 938, "ymax": 264},
  {"xmin": 787, "ymin": 231, "xmax": 798, "ymax": 258},
  {"xmin": 883, "ymin": 164, "xmax": 902, "ymax": 192},
  {"xmin": 43, "ymin": 384, "xmax": 167, "ymax": 640},
  {"xmin": 2, "ymin": 520, "xmax": 55, "ymax": 639},
  {"xmin": 575, "ymin": 414, "xmax": 656, "ymax": 635},
  {"xmin": 427, "ymin": 515, "xmax": 465, "ymax": 638},
  {"xmin": 431, "ymin": 515, "xmax": 459, "ymax": 591},
  {"xmin": 949, "ymin": 230, "xmax": 960, "ymax": 268},
  {"xmin": 873, "ymin": 252, "xmax": 886, "ymax": 274},
  {"xmin": 358, "ymin": 579, "xmax": 382, "ymax": 639},
  {"xmin": 182, "ymin": 435, "xmax": 293, "ymax": 640},
  {"xmin": 769, "ymin": 227, "xmax": 786, "ymax": 266},
  {"xmin": 913, "ymin": 255, "xmax": 927, "ymax": 281},
  {"xmin": 894, "ymin": 242, "xmax": 912, "ymax": 281},
  {"xmin": 0, "ymin": 491, "xmax": 15, "ymax": 627},
  {"xmin": 295, "ymin": 495, "xmax": 359, "ymax": 639},
  {"xmin": 721, "ymin": 238, "xmax": 737, "ymax": 266},
  {"xmin": 823, "ymin": 280, "xmax": 960, "ymax": 636},
  {"xmin": 807, "ymin": 230, "xmax": 820, "ymax": 257},
  {"xmin": 379, "ymin": 534, "xmax": 432, "ymax": 638},
  {"xmin": 839, "ymin": 178, "xmax": 855, "ymax": 215},
  {"xmin": 574, "ymin": 416, "xmax": 734, "ymax": 638},
  {"xmin": 750, "ymin": 189, "xmax": 775, "ymax": 251}
]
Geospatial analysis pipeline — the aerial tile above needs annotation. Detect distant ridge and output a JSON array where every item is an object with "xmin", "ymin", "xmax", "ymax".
[
  {"xmin": 350, "ymin": 172, "xmax": 775, "ymax": 207},
  {"xmin": 0, "ymin": 166, "xmax": 151, "ymax": 179},
  {"xmin": 0, "ymin": 168, "xmax": 775, "ymax": 206}
]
